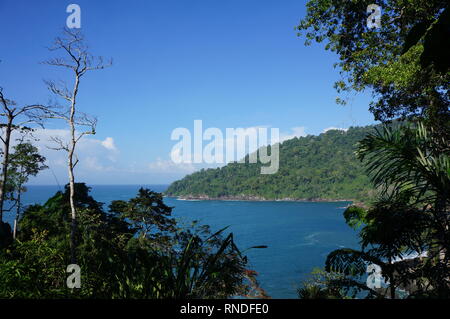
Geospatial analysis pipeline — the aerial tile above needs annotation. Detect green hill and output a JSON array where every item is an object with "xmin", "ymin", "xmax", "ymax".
[{"xmin": 166, "ymin": 125, "xmax": 377, "ymax": 201}]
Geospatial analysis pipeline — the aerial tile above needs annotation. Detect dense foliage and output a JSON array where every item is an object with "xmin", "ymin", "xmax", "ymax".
[
  {"xmin": 0, "ymin": 184, "xmax": 264, "ymax": 298},
  {"xmin": 297, "ymin": 0, "xmax": 449, "ymax": 129},
  {"xmin": 1, "ymin": 0, "xmax": 448, "ymax": 300},
  {"xmin": 300, "ymin": 123, "xmax": 450, "ymax": 298},
  {"xmin": 167, "ymin": 125, "xmax": 377, "ymax": 201},
  {"xmin": 295, "ymin": 0, "xmax": 449, "ymax": 299}
]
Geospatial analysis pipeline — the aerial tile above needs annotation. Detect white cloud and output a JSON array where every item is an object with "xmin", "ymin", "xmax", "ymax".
[
  {"xmin": 322, "ymin": 127, "xmax": 348, "ymax": 133},
  {"xmin": 101, "ymin": 137, "xmax": 117, "ymax": 151},
  {"xmin": 279, "ymin": 126, "xmax": 307, "ymax": 142},
  {"xmin": 84, "ymin": 156, "xmax": 104, "ymax": 171},
  {"xmin": 148, "ymin": 157, "xmax": 196, "ymax": 173},
  {"xmin": 15, "ymin": 128, "xmax": 120, "ymax": 174},
  {"xmin": 15, "ymin": 124, "xmax": 310, "ymax": 184}
]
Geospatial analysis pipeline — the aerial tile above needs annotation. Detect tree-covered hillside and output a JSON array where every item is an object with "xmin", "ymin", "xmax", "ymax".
[{"xmin": 166, "ymin": 125, "xmax": 378, "ymax": 201}]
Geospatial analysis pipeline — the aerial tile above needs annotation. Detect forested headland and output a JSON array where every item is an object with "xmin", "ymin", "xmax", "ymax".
[{"xmin": 166, "ymin": 125, "xmax": 377, "ymax": 202}]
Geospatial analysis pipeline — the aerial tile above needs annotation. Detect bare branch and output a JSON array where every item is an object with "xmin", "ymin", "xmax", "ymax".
[
  {"xmin": 43, "ymin": 27, "xmax": 112, "ymax": 77},
  {"xmin": 42, "ymin": 57, "xmax": 77, "ymax": 70},
  {"xmin": 74, "ymin": 112, "xmax": 97, "ymax": 130},
  {"xmin": 75, "ymin": 130, "xmax": 94, "ymax": 144},
  {"xmin": 0, "ymin": 88, "xmax": 17, "ymax": 112},
  {"xmin": 44, "ymin": 80, "xmax": 73, "ymax": 102},
  {"xmin": 73, "ymin": 155, "xmax": 79, "ymax": 168},
  {"xmin": 47, "ymin": 136, "xmax": 69, "ymax": 152}
]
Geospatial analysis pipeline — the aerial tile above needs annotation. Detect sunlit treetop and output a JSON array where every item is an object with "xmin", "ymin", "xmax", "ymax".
[{"xmin": 297, "ymin": 0, "xmax": 449, "ymax": 123}]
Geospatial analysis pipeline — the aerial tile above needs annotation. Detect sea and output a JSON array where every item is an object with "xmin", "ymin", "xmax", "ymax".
[{"xmin": 3, "ymin": 184, "xmax": 360, "ymax": 299}]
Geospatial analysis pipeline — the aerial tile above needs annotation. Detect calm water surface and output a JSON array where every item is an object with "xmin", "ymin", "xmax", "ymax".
[{"xmin": 4, "ymin": 185, "xmax": 360, "ymax": 298}]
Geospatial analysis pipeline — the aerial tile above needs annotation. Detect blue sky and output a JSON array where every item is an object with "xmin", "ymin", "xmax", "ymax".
[{"xmin": 0, "ymin": 0, "xmax": 377, "ymax": 185}]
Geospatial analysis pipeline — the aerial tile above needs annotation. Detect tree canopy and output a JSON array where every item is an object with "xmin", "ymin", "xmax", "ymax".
[
  {"xmin": 167, "ymin": 125, "xmax": 377, "ymax": 201},
  {"xmin": 297, "ymin": 0, "xmax": 449, "ymax": 127}
]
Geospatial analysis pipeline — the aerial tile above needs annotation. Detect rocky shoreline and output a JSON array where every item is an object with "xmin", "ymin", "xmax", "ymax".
[{"xmin": 165, "ymin": 193, "xmax": 362, "ymax": 205}]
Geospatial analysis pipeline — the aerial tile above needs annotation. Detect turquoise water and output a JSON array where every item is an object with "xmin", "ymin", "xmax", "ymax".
[{"xmin": 4, "ymin": 185, "xmax": 360, "ymax": 298}]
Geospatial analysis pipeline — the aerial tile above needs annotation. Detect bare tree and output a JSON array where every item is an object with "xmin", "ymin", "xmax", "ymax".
[
  {"xmin": 42, "ymin": 28, "xmax": 111, "ymax": 264},
  {"xmin": 0, "ymin": 88, "xmax": 46, "ymax": 222}
]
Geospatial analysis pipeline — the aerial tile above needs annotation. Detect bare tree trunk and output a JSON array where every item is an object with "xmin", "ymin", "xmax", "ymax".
[
  {"xmin": 13, "ymin": 187, "xmax": 21, "ymax": 240},
  {"xmin": 68, "ymin": 166, "xmax": 77, "ymax": 264},
  {"xmin": 0, "ymin": 117, "xmax": 13, "ymax": 222},
  {"xmin": 43, "ymin": 29, "xmax": 110, "ymax": 264},
  {"xmin": 68, "ymin": 75, "xmax": 79, "ymax": 265}
]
